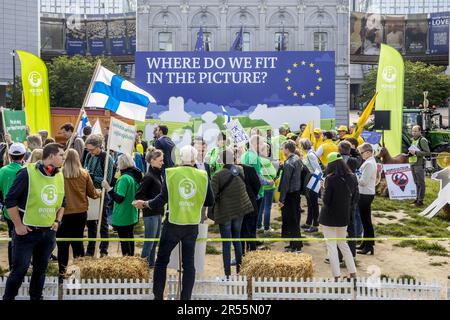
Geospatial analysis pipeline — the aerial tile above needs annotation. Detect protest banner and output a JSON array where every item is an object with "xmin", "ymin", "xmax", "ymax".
[
  {"xmin": 107, "ymin": 117, "xmax": 136, "ymax": 154},
  {"xmin": 383, "ymin": 163, "xmax": 417, "ymax": 200},
  {"xmin": 1, "ymin": 110, "xmax": 27, "ymax": 142},
  {"xmin": 224, "ymin": 118, "xmax": 249, "ymax": 147}
]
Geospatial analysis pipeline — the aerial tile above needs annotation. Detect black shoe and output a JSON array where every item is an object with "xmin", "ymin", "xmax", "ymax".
[
  {"xmin": 100, "ymin": 253, "xmax": 108, "ymax": 258},
  {"xmin": 301, "ymin": 224, "xmax": 311, "ymax": 229},
  {"xmin": 284, "ymin": 245, "xmax": 292, "ymax": 249},
  {"xmin": 356, "ymin": 243, "xmax": 365, "ymax": 250},
  {"xmin": 357, "ymin": 247, "xmax": 374, "ymax": 255},
  {"xmin": 290, "ymin": 248, "xmax": 303, "ymax": 253},
  {"xmin": 50, "ymin": 254, "xmax": 58, "ymax": 261},
  {"xmin": 414, "ymin": 201, "xmax": 424, "ymax": 207},
  {"xmin": 305, "ymin": 226, "xmax": 319, "ymax": 233}
]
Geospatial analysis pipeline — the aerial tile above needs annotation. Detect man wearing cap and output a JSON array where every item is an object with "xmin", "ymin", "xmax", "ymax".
[
  {"xmin": 3, "ymin": 143, "xmax": 66, "ymax": 300},
  {"xmin": 337, "ymin": 125, "xmax": 352, "ymax": 142},
  {"xmin": 133, "ymin": 145, "xmax": 214, "ymax": 300},
  {"xmin": 312, "ymin": 128, "xmax": 324, "ymax": 152},
  {"xmin": 0, "ymin": 143, "xmax": 27, "ymax": 271},
  {"xmin": 316, "ymin": 132, "xmax": 338, "ymax": 167}
]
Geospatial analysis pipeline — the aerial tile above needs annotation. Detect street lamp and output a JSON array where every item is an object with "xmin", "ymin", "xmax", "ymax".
[{"xmin": 10, "ymin": 50, "xmax": 16, "ymax": 108}]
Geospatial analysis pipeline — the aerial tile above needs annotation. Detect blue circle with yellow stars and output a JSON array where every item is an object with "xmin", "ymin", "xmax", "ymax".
[{"xmin": 284, "ymin": 61, "xmax": 323, "ymax": 100}]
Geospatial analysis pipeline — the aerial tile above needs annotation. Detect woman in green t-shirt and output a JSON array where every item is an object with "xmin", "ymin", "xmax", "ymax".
[
  {"xmin": 257, "ymin": 143, "xmax": 277, "ymax": 235},
  {"xmin": 102, "ymin": 153, "xmax": 142, "ymax": 256}
]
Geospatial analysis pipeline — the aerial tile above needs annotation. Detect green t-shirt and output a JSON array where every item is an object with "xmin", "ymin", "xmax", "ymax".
[
  {"xmin": 112, "ymin": 173, "xmax": 139, "ymax": 227},
  {"xmin": 0, "ymin": 162, "xmax": 22, "ymax": 219},
  {"xmin": 260, "ymin": 157, "xmax": 276, "ymax": 191},
  {"xmin": 207, "ymin": 146, "xmax": 225, "ymax": 176},
  {"xmin": 241, "ymin": 150, "xmax": 264, "ymax": 197}
]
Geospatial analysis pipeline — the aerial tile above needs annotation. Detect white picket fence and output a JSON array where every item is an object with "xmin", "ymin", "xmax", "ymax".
[
  {"xmin": 167, "ymin": 275, "xmax": 248, "ymax": 300},
  {"xmin": 0, "ymin": 276, "xmax": 58, "ymax": 300},
  {"xmin": 62, "ymin": 278, "xmax": 153, "ymax": 300},
  {"xmin": 355, "ymin": 278, "xmax": 443, "ymax": 300},
  {"xmin": 0, "ymin": 276, "xmax": 448, "ymax": 300},
  {"xmin": 252, "ymin": 277, "xmax": 354, "ymax": 300}
]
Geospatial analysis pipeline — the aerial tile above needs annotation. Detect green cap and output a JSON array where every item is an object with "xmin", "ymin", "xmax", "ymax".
[{"xmin": 327, "ymin": 152, "xmax": 343, "ymax": 164}]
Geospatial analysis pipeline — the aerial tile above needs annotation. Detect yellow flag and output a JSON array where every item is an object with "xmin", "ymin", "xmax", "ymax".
[
  {"xmin": 16, "ymin": 50, "xmax": 51, "ymax": 136},
  {"xmin": 353, "ymin": 92, "xmax": 378, "ymax": 139}
]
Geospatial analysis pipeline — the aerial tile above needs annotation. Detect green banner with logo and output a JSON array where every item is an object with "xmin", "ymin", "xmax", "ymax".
[
  {"xmin": 2, "ymin": 110, "xmax": 27, "ymax": 142},
  {"xmin": 375, "ymin": 44, "xmax": 405, "ymax": 155},
  {"xmin": 16, "ymin": 50, "xmax": 52, "ymax": 136}
]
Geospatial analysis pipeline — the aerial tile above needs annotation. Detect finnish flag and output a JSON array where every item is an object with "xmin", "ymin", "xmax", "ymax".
[
  {"xmin": 77, "ymin": 110, "xmax": 90, "ymax": 137},
  {"xmin": 306, "ymin": 169, "xmax": 323, "ymax": 194},
  {"xmin": 221, "ymin": 106, "xmax": 231, "ymax": 125},
  {"xmin": 86, "ymin": 66, "xmax": 156, "ymax": 121}
]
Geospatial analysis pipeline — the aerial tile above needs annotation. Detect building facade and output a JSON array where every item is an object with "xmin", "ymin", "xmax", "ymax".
[
  {"xmin": 352, "ymin": 0, "xmax": 450, "ymax": 14},
  {"xmin": 0, "ymin": 0, "xmax": 40, "ymax": 106},
  {"xmin": 137, "ymin": 0, "xmax": 350, "ymax": 125},
  {"xmin": 41, "ymin": 0, "xmax": 136, "ymax": 14}
]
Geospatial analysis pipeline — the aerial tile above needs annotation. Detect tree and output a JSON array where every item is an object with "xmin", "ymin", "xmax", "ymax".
[
  {"xmin": 359, "ymin": 61, "xmax": 450, "ymax": 108},
  {"xmin": 5, "ymin": 76, "xmax": 23, "ymax": 110},
  {"xmin": 48, "ymin": 55, "xmax": 119, "ymax": 108}
]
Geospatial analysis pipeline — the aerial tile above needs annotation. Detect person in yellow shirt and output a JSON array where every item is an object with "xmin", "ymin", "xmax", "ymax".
[
  {"xmin": 348, "ymin": 124, "xmax": 365, "ymax": 146},
  {"xmin": 312, "ymin": 128, "xmax": 324, "ymax": 152},
  {"xmin": 316, "ymin": 132, "xmax": 338, "ymax": 167},
  {"xmin": 337, "ymin": 125, "xmax": 352, "ymax": 141}
]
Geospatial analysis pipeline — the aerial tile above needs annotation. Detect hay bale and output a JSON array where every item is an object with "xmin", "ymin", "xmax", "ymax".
[
  {"xmin": 240, "ymin": 250, "xmax": 314, "ymax": 280},
  {"xmin": 66, "ymin": 256, "xmax": 150, "ymax": 280}
]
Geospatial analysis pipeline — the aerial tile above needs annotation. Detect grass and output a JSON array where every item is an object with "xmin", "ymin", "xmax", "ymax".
[
  {"xmin": 395, "ymin": 240, "xmax": 449, "ymax": 257},
  {"xmin": 373, "ymin": 212, "xmax": 386, "ymax": 218},
  {"xmin": 397, "ymin": 274, "xmax": 416, "ymax": 282},
  {"xmin": 208, "ymin": 224, "xmax": 220, "ymax": 234},
  {"xmin": 0, "ymin": 222, "xmax": 8, "ymax": 232},
  {"xmin": 429, "ymin": 261, "xmax": 448, "ymax": 266},
  {"xmin": 0, "ymin": 265, "xmax": 8, "ymax": 276},
  {"xmin": 206, "ymin": 244, "xmax": 221, "ymax": 255}
]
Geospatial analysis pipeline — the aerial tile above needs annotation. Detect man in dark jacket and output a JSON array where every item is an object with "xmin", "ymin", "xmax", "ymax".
[
  {"xmin": 153, "ymin": 125, "xmax": 175, "ymax": 169},
  {"xmin": 278, "ymin": 140, "xmax": 303, "ymax": 252}
]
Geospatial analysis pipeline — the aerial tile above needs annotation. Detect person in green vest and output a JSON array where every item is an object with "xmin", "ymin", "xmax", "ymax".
[
  {"xmin": 205, "ymin": 132, "xmax": 227, "ymax": 176},
  {"xmin": 256, "ymin": 143, "xmax": 277, "ymax": 236},
  {"xmin": 0, "ymin": 143, "xmax": 27, "ymax": 271},
  {"xmin": 271, "ymin": 126, "xmax": 288, "ymax": 162},
  {"xmin": 102, "ymin": 153, "xmax": 142, "ymax": 256},
  {"xmin": 3, "ymin": 143, "xmax": 66, "ymax": 301},
  {"xmin": 408, "ymin": 125, "xmax": 431, "ymax": 207},
  {"xmin": 133, "ymin": 145, "xmax": 214, "ymax": 300}
]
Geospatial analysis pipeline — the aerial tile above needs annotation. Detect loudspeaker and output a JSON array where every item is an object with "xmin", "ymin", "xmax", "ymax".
[{"xmin": 374, "ymin": 110, "xmax": 391, "ymax": 130}]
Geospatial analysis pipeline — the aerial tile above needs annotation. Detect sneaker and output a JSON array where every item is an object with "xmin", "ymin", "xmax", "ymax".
[
  {"xmin": 257, "ymin": 227, "xmax": 264, "ymax": 232},
  {"xmin": 301, "ymin": 224, "xmax": 311, "ymax": 229},
  {"xmin": 305, "ymin": 226, "xmax": 319, "ymax": 233},
  {"xmin": 230, "ymin": 259, "xmax": 236, "ymax": 266},
  {"xmin": 414, "ymin": 201, "xmax": 424, "ymax": 207}
]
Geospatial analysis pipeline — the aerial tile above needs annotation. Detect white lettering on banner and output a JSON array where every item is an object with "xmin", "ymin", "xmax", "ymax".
[
  {"xmin": 179, "ymin": 201, "xmax": 194, "ymax": 207},
  {"xmin": 108, "ymin": 118, "xmax": 136, "ymax": 154},
  {"xmin": 225, "ymin": 119, "xmax": 249, "ymax": 147}
]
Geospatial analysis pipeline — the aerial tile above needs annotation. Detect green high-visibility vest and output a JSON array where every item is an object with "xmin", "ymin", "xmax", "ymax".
[
  {"xmin": 166, "ymin": 166, "xmax": 208, "ymax": 225},
  {"xmin": 409, "ymin": 138, "xmax": 420, "ymax": 164},
  {"xmin": 23, "ymin": 163, "xmax": 64, "ymax": 227}
]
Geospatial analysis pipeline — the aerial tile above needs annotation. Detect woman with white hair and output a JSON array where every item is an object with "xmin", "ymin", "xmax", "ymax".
[{"xmin": 102, "ymin": 153, "xmax": 142, "ymax": 256}]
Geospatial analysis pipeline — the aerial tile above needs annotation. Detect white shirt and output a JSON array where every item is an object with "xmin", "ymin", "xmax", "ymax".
[
  {"xmin": 303, "ymin": 150, "xmax": 322, "ymax": 173},
  {"xmin": 358, "ymin": 156, "xmax": 377, "ymax": 195}
]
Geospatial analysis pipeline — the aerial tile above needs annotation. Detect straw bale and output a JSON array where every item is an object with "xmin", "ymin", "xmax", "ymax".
[
  {"xmin": 66, "ymin": 256, "xmax": 150, "ymax": 280},
  {"xmin": 240, "ymin": 250, "xmax": 314, "ymax": 280}
]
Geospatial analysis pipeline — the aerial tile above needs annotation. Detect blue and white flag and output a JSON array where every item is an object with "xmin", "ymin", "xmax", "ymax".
[
  {"xmin": 221, "ymin": 105, "xmax": 231, "ymax": 125},
  {"xmin": 87, "ymin": 66, "xmax": 156, "ymax": 121},
  {"xmin": 77, "ymin": 110, "xmax": 90, "ymax": 137},
  {"xmin": 230, "ymin": 26, "xmax": 243, "ymax": 51},
  {"xmin": 306, "ymin": 169, "xmax": 323, "ymax": 193}
]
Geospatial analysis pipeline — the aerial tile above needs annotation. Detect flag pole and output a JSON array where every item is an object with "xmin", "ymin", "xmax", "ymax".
[
  {"xmin": 95, "ymin": 116, "xmax": 113, "ymax": 258},
  {"xmin": 66, "ymin": 59, "xmax": 102, "ymax": 158},
  {"xmin": 1, "ymin": 108, "xmax": 11, "ymax": 159}
]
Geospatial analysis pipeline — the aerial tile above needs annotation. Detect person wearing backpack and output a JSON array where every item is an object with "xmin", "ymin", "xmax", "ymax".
[
  {"xmin": 83, "ymin": 134, "xmax": 115, "ymax": 257},
  {"xmin": 298, "ymin": 139, "xmax": 322, "ymax": 233},
  {"xmin": 211, "ymin": 148, "xmax": 253, "ymax": 277},
  {"xmin": 408, "ymin": 125, "xmax": 431, "ymax": 207}
]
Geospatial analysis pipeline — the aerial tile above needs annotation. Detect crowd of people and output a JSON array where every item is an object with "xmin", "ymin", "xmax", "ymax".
[{"xmin": 0, "ymin": 119, "xmax": 430, "ymax": 300}]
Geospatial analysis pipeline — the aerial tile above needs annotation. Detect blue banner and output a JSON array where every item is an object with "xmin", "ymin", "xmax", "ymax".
[
  {"xmin": 111, "ymin": 38, "xmax": 127, "ymax": 55},
  {"xmin": 66, "ymin": 21, "xmax": 86, "ymax": 55},
  {"xmin": 429, "ymin": 12, "xmax": 449, "ymax": 55},
  {"xmin": 88, "ymin": 39, "xmax": 107, "ymax": 55},
  {"xmin": 361, "ymin": 130, "xmax": 382, "ymax": 145},
  {"xmin": 129, "ymin": 37, "xmax": 136, "ymax": 54},
  {"xmin": 135, "ymin": 51, "xmax": 335, "ymax": 122},
  {"xmin": 66, "ymin": 38, "xmax": 87, "ymax": 55}
]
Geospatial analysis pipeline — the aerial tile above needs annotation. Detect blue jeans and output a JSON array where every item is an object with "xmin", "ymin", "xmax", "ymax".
[
  {"xmin": 219, "ymin": 217, "xmax": 243, "ymax": 276},
  {"xmin": 257, "ymin": 189, "xmax": 275, "ymax": 230},
  {"xmin": 153, "ymin": 222, "xmax": 198, "ymax": 300},
  {"xmin": 141, "ymin": 215, "xmax": 162, "ymax": 266},
  {"xmin": 354, "ymin": 207, "xmax": 363, "ymax": 238},
  {"xmin": 3, "ymin": 229, "xmax": 56, "ymax": 300}
]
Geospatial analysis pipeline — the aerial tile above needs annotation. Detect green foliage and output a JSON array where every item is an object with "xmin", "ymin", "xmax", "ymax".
[
  {"xmin": 206, "ymin": 244, "xmax": 221, "ymax": 255},
  {"xmin": 5, "ymin": 76, "xmax": 23, "ymax": 110},
  {"xmin": 359, "ymin": 61, "xmax": 450, "ymax": 108},
  {"xmin": 395, "ymin": 240, "xmax": 449, "ymax": 256},
  {"xmin": 48, "ymin": 55, "xmax": 119, "ymax": 108},
  {"xmin": 397, "ymin": 274, "xmax": 416, "ymax": 282}
]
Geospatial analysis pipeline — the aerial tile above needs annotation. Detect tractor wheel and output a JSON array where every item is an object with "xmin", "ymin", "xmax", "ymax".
[{"xmin": 432, "ymin": 145, "xmax": 450, "ymax": 169}]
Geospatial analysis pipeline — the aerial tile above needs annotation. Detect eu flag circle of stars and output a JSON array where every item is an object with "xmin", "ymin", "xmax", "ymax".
[{"xmin": 284, "ymin": 60, "xmax": 323, "ymax": 100}]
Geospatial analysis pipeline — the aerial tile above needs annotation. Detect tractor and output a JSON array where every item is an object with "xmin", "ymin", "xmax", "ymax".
[{"xmin": 402, "ymin": 107, "xmax": 450, "ymax": 170}]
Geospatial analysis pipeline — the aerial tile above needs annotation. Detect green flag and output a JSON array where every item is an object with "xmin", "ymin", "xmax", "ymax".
[
  {"xmin": 16, "ymin": 50, "xmax": 52, "ymax": 136},
  {"xmin": 375, "ymin": 44, "xmax": 404, "ymax": 155},
  {"xmin": 2, "ymin": 110, "xmax": 27, "ymax": 142}
]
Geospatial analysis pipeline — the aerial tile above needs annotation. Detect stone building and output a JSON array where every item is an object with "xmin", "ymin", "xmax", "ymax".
[{"xmin": 137, "ymin": 0, "xmax": 350, "ymax": 125}]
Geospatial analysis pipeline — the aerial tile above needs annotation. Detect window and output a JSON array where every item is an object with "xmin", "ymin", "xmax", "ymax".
[
  {"xmin": 158, "ymin": 32, "xmax": 173, "ymax": 51},
  {"xmin": 242, "ymin": 32, "xmax": 251, "ymax": 51},
  {"xmin": 203, "ymin": 32, "xmax": 213, "ymax": 51},
  {"xmin": 275, "ymin": 32, "xmax": 288, "ymax": 51},
  {"xmin": 314, "ymin": 32, "xmax": 327, "ymax": 51}
]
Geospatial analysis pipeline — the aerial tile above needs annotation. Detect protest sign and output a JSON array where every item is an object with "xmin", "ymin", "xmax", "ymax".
[
  {"xmin": 107, "ymin": 117, "xmax": 136, "ymax": 154},
  {"xmin": 224, "ymin": 119, "xmax": 249, "ymax": 147},
  {"xmin": 383, "ymin": 163, "xmax": 417, "ymax": 200},
  {"xmin": 2, "ymin": 110, "xmax": 27, "ymax": 142}
]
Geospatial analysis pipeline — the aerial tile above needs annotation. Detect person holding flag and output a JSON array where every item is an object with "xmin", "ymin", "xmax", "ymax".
[{"xmin": 60, "ymin": 123, "xmax": 85, "ymax": 160}]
